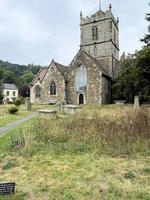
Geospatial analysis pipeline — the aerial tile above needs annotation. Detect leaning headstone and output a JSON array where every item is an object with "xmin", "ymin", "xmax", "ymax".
[
  {"xmin": 134, "ymin": 96, "xmax": 140, "ymax": 110},
  {"xmin": 25, "ymin": 97, "xmax": 32, "ymax": 111}
]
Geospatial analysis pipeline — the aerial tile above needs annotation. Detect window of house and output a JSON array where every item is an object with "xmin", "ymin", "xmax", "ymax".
[
  {"xmin": 92, "ymin": 26, "xmax": 98, "ymax": 40},
  {"xmin": 50, "ymin": 81, "xmax": 56, "ymax": 95},
  {"xmin": 6, "ymin": 91, "xmax": 9, "ymax": 96},
  {"xmin": 13, "ymin": 91, "xmax": 16, "ymax": 96}
]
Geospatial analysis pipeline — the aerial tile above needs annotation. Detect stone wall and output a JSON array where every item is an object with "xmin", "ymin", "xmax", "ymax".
[
  {"xmin": 101, "ymin": 76, "xmax": 111, "ymax": 104},
  {"xmin": 66, "ymin": 52, "xmax": 103, "ymax": 105},
  {"xmin": 30, "ymin": 80, "xmax": 43, "ymax": 104},
  {"xmin": 30, "ymin": 63, "xmax": 66, "ymax": 104},
  {"xmin": 41, "ymin": 63, "xmax": 66, "ymax": 104},
  {"xmin": 80, "ymin": 9, "xmax": 119, "ymax": 77}
]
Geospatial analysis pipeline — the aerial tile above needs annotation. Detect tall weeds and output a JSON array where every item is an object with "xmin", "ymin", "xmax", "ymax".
[{"xmin": 10, "ymin": 109, "xmax": 150, "ymax": 156}]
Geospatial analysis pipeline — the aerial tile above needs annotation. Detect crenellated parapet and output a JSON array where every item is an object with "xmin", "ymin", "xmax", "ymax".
[{"xmin": 80, "ymin": 6, "xmax": 119, "ymax": 29}]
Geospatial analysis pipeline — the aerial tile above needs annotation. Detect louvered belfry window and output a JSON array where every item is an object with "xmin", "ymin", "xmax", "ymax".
[{"xmin": 92, "ymin": 26, "xmax": 98, "ymax": 40}]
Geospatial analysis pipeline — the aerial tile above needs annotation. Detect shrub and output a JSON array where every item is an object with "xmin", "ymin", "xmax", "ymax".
[
  {"xmin": 9, "ymin": 106, "xmax": 19, "ymax": 114},
  {"xmin": 124, "ymin": 171, "xmax": 135, "ymax": 180},
  {"xmin": 14, "ymin": 99, "xmax": 22, "ymax": 107}
]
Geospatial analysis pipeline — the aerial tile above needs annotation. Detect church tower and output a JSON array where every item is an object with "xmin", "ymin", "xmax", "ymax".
[{"xmin": 80, "ymin": 4, "xmax": 119, "ymax": 77}]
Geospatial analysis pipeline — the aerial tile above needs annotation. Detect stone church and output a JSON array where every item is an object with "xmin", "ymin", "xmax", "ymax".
[{"xmin": 30, "ymin": 4, "xmax": 119, "ymax": 105}]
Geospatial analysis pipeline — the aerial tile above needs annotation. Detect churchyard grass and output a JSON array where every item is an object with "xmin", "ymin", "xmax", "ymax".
[
  {"xmin": 0, "ymin": 104, "xmax": 57, "ymax": 127},
  {"xmin": 0, "ymin": 106, "xmax": 150, "ymax": 199}
]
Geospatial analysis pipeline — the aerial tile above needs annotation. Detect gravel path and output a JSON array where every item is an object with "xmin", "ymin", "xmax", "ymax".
[{"xmin": 0, "ymin": 113, "xmax": 37, "ymax": 137}]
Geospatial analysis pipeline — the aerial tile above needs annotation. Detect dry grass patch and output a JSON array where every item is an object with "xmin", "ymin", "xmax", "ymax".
[
  {"xmin": 0, "ymin": 106, "xmax": 150, "ymax": 199},
  {"xmin": 0, "ymin": 154, "xmax": 150, "ymax": 199}
]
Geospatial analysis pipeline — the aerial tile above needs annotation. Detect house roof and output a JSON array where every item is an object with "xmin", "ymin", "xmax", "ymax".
[
  {"xmin": 31, "ymin": 68, "xmax": 48, "ymax": 86},
  {"xmin": 30, "ymin": 61, "xmax": 68, "ymax": 87},
  {"xmin": 3, "ymin": 83, "xmax": 18, "ymax": 90},
  {"xmin": 84, "ymin": 51, "xmax": 111, "ymax": 78},
  {"xmin": 53, "ymin": 61, "xmax": 68, "ymax": 76}
]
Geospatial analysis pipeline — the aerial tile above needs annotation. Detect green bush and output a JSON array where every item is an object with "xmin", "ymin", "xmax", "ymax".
[
  {"xmin": 124, "ymin": 171, "xmax": 135, "ymax": 180},
  {"xmin": 9, "ymin": 106, "xmax": 19, "ymax": 114},
  {"xmin": 14, "ymin": 99, "xmax": 22, "ymax": 107}
]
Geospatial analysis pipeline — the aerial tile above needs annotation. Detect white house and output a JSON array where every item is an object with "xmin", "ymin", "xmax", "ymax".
[{"xmin": 2, "ymin": 83, "xmax": 18, "ymax": 103}]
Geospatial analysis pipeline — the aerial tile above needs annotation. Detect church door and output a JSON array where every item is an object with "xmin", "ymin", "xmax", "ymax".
[{"xmin": 79, "ymin": 93, "xmax": 84, "ymax": 105}]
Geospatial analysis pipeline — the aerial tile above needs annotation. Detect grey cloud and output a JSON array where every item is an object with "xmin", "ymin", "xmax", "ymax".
[{"xmin": 0, "ymin": 0, "xmax": 149, "ymax": 65}]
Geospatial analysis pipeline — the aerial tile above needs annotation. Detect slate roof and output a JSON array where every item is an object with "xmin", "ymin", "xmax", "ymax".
[
  {"xmin": 3, "ymin": 83, "xmax": 18, "ymax": 90},
  {"xmin": 54, "ymin": 61, "xmax": 68, "ymax": 76},
  {"xmin": 84, "ymin": 51, "xmax": 111, "ymax": 78},
  {"xmin": 31, "ymin": 68, "xmax": 48, "ymax": 86},
  {"xmin": 30, "ymin": 61, "xmax": 68, "ymax": 87}
]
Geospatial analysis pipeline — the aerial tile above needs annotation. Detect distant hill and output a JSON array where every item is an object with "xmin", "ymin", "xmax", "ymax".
[
  {"xmin": 0, "ymin": 60, "xmax": 44, "ymax": 94},
  {"xmin": 0, "ymin": 60, "xmax": 42, "ymax": 77}
]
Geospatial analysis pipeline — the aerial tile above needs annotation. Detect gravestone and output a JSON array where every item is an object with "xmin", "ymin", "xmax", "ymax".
[
  {"xmin": 134, "ymin": 96, "xmax": 140, "ymax": 110},
  {"xmin": 25, "ymin": 97, "xmax": 32, "ymax": 111},
  {"xmin": 59, "ymin": 102, "xmax": 64, "ymax": 111}
]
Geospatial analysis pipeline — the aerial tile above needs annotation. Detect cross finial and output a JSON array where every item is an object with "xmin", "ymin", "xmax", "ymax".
[
  {"xmin": 109, "ymin": 3, "xmax": 112, "ymax": 10},
  {"xmin": 99, "ymin": 0, "xmax": 101, "ymax": 10},
  {"xmin": 117, "ymin": 17, "xmax": 119, "ymax": 23}
]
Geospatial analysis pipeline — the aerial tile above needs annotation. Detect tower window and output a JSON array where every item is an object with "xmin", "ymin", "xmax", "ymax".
[
  {"xmin": 50, "ymin": 81, "xmax": 56, "ymax": 95},
  {"xmin": 114, "ymin": 29, "xmax": 116, "ymax": 43},
  {"xmin": 92, "ymin": 26, "xmax": 98, "ymax": 40}
]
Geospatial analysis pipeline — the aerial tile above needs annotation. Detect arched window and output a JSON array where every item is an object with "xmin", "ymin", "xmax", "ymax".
[
  {"xmin": 35, "ymin": 86, "xmax": 41, "ymax": 98},
  {"xmin": 92, "ymin": 26, "xmax": 98, "ymax": 40},
  {"xmin": 75, "ymin": 65, "xmax": 87, "ymax": 92},
  {"xmin": 50, "ymin": 81, "xmax": 56, "ymax": 95}
]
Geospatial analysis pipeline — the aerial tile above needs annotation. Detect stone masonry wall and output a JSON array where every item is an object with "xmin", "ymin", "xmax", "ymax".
[
  {"xmin": 66, "ymin": 53, "xmax": 102, "ymax": 105},
  {"xmin": 41, "ymin": 63, "xmax": 65, "ymax": 104},
  {"xmin": 80, "ymin": 9, "xmax": 119, "ymax": 77}
]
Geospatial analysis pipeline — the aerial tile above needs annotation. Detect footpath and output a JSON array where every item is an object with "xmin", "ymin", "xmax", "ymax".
[{"xmin": 0, "ymin": 113, "xmax": 37, "ymax": 137}]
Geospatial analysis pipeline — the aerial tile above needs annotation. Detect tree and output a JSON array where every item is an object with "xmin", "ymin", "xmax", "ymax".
[
  {"xmin": 141, "ymin": 3, "xmax": 150, "ymax": 47},
  {"xmin": 135, "ymin": 48, "xmax": 150, "ymax": 101},
  {"xmin": 2, "ymin": 70, "xmax": 16, "ymax": 84},
  {"xmin": 0, "ymin": 90, "xmax": 3, "ymax": 104},
  {"xmin": 113, "ymin": 48, "xmax": 150, "ymax": 103},
  {"xmin": 0, "ymin": 81, "xmax": 3, "ymax": 104},
  {"xmin": 113, "ymin": 54, "xmax": 139, "ymax": 103},
  {"xmin": 19, "ymin": 85, "xmax": 30, "ymax": 97}
]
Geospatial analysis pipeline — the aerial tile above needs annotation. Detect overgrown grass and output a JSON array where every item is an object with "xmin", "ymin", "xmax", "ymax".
[
  {"xmin": 10, "ymin": 109, "xmax": 150, "ymax": 157},
  {"xmin": 0, "ymin": 118, "xmax": 37, "ymax": 154},
  {"xmin": 0, "ymin": 107, "xmax": 150, "ymax": 199}
]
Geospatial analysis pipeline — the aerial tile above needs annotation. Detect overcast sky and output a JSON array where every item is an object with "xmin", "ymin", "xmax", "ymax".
[{"xmin": 0, "ymin": 0, "xmax": 149, "ymax": 66}]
